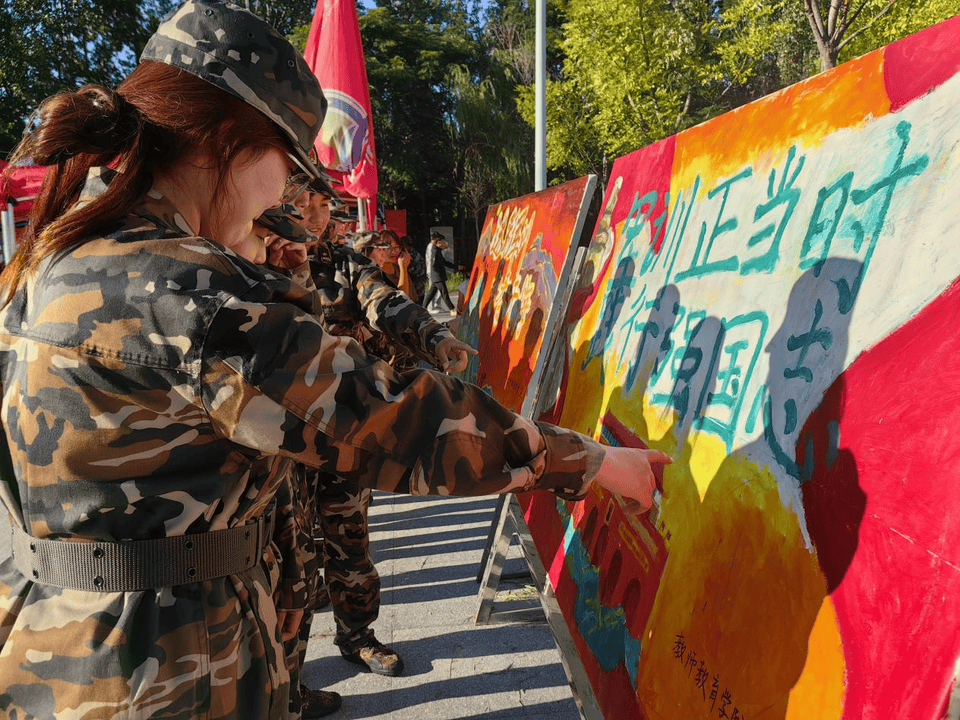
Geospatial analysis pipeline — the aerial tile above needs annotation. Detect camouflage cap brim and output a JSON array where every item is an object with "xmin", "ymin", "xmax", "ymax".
[
  {"xmin": 302, "ymin": 167, "xmax": 338, "ymax": 198},
  {"xmin": 330, "ymin": 206, "xmax": 353, "ymax": 223},
  {"xmin": 257, "ymin": 205, "xmax": 317, "ymax": 243}
]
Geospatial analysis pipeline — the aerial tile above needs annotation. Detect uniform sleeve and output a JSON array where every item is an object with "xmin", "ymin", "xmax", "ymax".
[
  {"xmin": 288, "ymin": 260, "xmax": 315, "ymax": 292},
  {"xmin": 349, "ymin": 256, "xmax": 452, "ymax": 364},
  {"xmin": 201, "ymin": 287, "xmax": 604, "ymax": 499},
  {"xmin": 334, "ymin": 251, "xmax": 445, "ymax": 358}
]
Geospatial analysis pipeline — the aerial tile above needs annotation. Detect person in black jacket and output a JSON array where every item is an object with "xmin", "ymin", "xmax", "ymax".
[{"xmin": 424, "ymin": 230, "xmax": 457, "ymax": 313}]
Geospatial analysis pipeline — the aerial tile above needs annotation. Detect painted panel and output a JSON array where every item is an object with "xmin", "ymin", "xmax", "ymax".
[
  {"xmin": 525, "ymin": 16, "xmax": 960, "ymax": 720},
  {"xmin": 455, "ymin": 176, "xmax": 596, "ymax": 415}
]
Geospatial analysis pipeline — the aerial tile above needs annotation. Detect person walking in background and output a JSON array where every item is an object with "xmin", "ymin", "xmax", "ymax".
[{"xmin": 424, "ymin": 230, "xmax": 457, "ymax": 314}]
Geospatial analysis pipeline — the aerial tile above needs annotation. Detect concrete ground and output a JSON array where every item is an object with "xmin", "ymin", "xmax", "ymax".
[{"xmin": 301, "ymin": 492, "xmax": 582, "ymax": 720}]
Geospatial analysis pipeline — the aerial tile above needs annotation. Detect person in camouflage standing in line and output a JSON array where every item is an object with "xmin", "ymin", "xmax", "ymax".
[
  {"xmin": 290, "ymin": 184, "xmax": 475, "ymax": 672},
  {"xmin": 0, "ymin": 2, "xmax": 673, "ymax": 718},
  {"xmin": 251, "ymin": 193, "xmax": 477, "ymax": 716},
  {"xmin": 237, "ymin": 212, "xmax": 338, "ymax": 718}
]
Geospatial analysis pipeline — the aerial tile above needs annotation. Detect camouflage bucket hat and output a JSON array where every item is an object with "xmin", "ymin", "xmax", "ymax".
[
  {"xmin": 257, "ymin": 204, "xmax": 317, "ymax": 243},
  {"xmin": 352, "ymin": 230, "xmax": 380, "ymax": 253},
  {"xmin": 141, "ymin": 0, "xmax": 333, "ymax": 193}
]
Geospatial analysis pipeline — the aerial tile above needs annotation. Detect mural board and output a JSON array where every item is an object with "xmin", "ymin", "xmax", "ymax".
[
  {"xmin": 525, "ymin": 16, "xmax": 960, "ymax": 720},
  {"xmin": 456, "ymin": 175, "xmax": 596, "ymax": 415}
]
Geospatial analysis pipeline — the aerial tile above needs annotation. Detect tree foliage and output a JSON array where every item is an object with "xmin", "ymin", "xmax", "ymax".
[
  {"xmin": 356, "ymin": 0, "xmax": 485, "ymax": 240},
  {"xmin": 0, "ymin": 0, "xmax": 175, "ymax": 153},
  {"xmin": 234, "ymin": 0, "xmax": 315, "ymax": 35},
  {"xmin": 837, "ymin": 0, "xmax": 960, "ymax": 63},
  {"xmin": 523, "ymin": 0, "xmax": 743, "ymax": 183},
  {"xmin": 3, "ymin": 0, "xmax": 956, "ymax": 243},
  {"xmin": 0, "ymin": 0, "xmax": 318, "ymax": 155},
  {"xmin": 518, "ymin": 0, "xmax": 956, "ymax": 187},
  {"xmin": 798, "ymin": 0, "xmax": 959, "ymax": 72}
]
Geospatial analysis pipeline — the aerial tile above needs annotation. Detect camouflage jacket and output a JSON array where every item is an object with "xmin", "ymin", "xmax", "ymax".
[
  {"xmin": 275, "ymin": 242, "xmax": 452, "ymax": 616},
  {"xmin": 303, "ymin": 242, "xmax": 449, "ymax": 372},
  {"xmin": 0, "ymin": 168, "xmax": 603, "ymax": 719}
]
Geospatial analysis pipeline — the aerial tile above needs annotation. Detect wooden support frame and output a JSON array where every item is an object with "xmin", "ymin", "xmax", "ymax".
[{"xmin": 475, "ymin": 494, "xmax": 603, "ymax": 720}]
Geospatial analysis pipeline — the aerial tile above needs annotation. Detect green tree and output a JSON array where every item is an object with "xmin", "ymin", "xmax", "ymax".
[
  {"xmin": 525, "ymin": 0, "xmax": 739, "ymax": 184},
  {"xmin": 522, "ymin": 0, "xmax": 958, "ymax": 187},
  {"xmin": 0, "ymin": 0, "xmax": 334, "ymax": 156},
  {"xmin": 447, "ymin": 0, "xmax": 570, "ymax": 238},
  {"xmin": 836, "ymin": 0, "xmax": 960, "ymax": 63},
  {"xmin": 235, "ymin": 0, "xmax": 315, "ymax": 35},
  {"xmin": 802, "ymin": 0, "xmax": 960, "ymax": 71},
  {"xmin": 447, "ymin": 66, "xmax": 531, "ymax": 240},
  {"xmin": 357, "ymin": 0, "xmax": 481, "ymax": 241},
  {"xmin": 0, "ymin": 0, "xmax": 176, "ymax": 154},
  {"xmin": 493, "ymin": 0, "xmax": 610, "ymax": 184}
]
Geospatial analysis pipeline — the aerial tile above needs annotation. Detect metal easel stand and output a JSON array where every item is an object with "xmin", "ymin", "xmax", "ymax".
[{"xmin": 475, "ymin": 493, "xmax": 603, "ymax": 720}]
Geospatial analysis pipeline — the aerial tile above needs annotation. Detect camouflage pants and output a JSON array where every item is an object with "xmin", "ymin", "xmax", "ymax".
[
  {"xmin": 282, "ymin": 468, "xmax": 379, "ymax": 717},
  {"xmin": 283, "ymin": 466, "xmax": 322, "ymax": 720},
  {"xmin": 315, "ymin": 470, "xmax": 380, "ymax": 653}
]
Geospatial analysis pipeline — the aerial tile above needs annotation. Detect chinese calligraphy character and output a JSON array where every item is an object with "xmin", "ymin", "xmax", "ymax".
[
  {"xmin": 742, "ymin": 145, "xmax": 805, "ymax": 276},
  {"xmin": 718, "ymin": 689, "xmax": 733, "ymax": 718},
  {"xmin": 673, "ymin": 633, "xmax": 686, "ymax": 662},
  {"xmin": 709, "ymin": 676, "xmax": 720, "ymax": 712},
  {"xmin": 675, "ymin": 168, "xmax": 750, "ymax": 282},
  {"xmin": 695, "ymin": 661, "xmax": 709, "ymax": 699}
]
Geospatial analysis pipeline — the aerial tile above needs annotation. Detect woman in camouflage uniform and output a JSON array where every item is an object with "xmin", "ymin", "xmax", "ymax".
[
  {"xmin": 0, "ymin": 2, "xmax": 670, "ymax": 718},
  {"xmin": 359, "ymin": 229, "xmax": 419, "ymax": 301}
]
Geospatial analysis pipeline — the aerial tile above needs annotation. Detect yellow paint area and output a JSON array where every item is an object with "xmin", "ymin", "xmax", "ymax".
[
  {"xmin": 634, "ymin": 452, "xmax": 828, "ymax": 719},
  {"xmin": 555, "ymin": 270, "xmax": 846, "ymax": 718},
  {"xmin": 672, "ymin": 49, "xmax": 889, "ymax": 194},
  {"xmin": 785, "ymin": 597, "xmax": 846, "ymax": 720},
  {"xmin": 687, "ymin": 431, "xmax": 729, "ymax": 502}
]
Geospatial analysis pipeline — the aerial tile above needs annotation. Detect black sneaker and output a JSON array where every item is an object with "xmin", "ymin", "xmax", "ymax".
[
  {"xmin": 300, "ymin": 685, "xmax": 342, "ymax": 718},
  {"xmin": 340, "ymin": 639, "xmax": 404, "ymax": 676}
]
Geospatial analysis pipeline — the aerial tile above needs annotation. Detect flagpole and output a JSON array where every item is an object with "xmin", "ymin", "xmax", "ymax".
[
  {"xmin": 534, "ymin": 0, "xmax": 546, "ymax": 192},
  {"xmin": 357, "ymin": 199, "xmax": 366, "ymax": 232}
]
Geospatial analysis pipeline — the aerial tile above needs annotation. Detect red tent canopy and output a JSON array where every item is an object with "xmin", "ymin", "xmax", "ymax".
[{"xmin": 1, "ymin": 160, "xmax": 48, "ymax": 226}]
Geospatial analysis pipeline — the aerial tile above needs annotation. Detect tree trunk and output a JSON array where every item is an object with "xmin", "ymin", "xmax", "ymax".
[
  {"xmin": 815, "ymin": 37, "xmax": 838, "ymax": 71},
  {"xmin": 803, "ymin": 0, "xmax": 839, "ymax": 72}
]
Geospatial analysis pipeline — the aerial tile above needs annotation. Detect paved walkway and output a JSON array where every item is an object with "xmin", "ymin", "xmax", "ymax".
[{"xmin": 302, "ymin": 492, "xmax": 581, "ymax": 719}]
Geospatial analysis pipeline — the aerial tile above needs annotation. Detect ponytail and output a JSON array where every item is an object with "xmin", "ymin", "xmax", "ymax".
[
  {"xmin": 1, "ymin": 61, "xmax": 288, "ymax": 306},
  {"xmin": 1, "ymin": 84, "xmax": 162, "ymax": 304}
]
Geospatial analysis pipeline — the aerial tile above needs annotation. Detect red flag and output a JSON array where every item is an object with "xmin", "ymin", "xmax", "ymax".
[{"xmin": 304, "ymin": 0, "xmax": 378, "ymax": 200}]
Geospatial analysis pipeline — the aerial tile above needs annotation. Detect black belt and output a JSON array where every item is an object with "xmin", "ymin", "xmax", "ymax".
[{"xmin": 9, "ymin": 510, "xmax": 275, "ymax": 592}]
